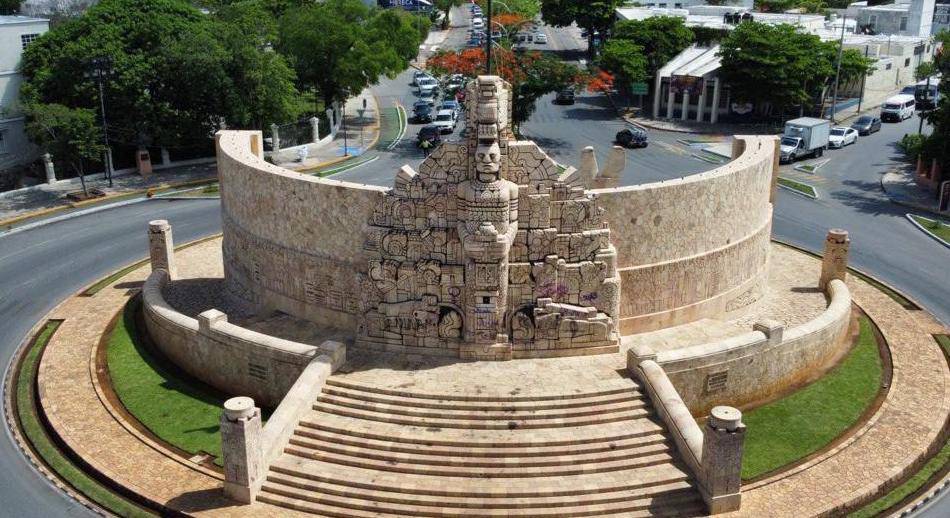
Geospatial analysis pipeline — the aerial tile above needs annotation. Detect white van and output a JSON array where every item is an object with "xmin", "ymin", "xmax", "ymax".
[{"xmin": 881, "ymin": 94, "xmax": 915, "ymax": 122}]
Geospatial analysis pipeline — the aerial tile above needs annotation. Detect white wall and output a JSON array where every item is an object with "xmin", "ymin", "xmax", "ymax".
[{"xmin": 0, "ymin": 18, "xmax": 49, "ymax": 172}]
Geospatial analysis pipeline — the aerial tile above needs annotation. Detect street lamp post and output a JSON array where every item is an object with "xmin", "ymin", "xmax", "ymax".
[
  {"xmin": 486, "ymin": 0, "xmax": 493, "ymax": 74},
  {"xmin": 830, "ymin": 15, "xmax": 847, "ymax": 123},
  {"xmin": 85, "ymin": 56, "xmax": 114, "ymax": 187}
]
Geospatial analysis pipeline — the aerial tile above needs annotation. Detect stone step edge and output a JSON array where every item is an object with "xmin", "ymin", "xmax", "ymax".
[
  {"xmin": 286, "ymin": 434, "xmax": 670, "ymax": 468},
  {"xmin": 258, "ymin": 485, "xmax": 704, "ymax": 518},
  {"xmin": 283, "ymin": 446, "xmax": 675, "ymax": 478},
  {"xmin": 269, "ymin": 457, "xmax": 693, "ymax": 498},
  {"xmin": 298, "ymin": 418, "xmax": 664, "ymax": 448},
  {"xmin": 325, "ymin": 378, "xmax": 637, "ymax": 402},
  {"xmin": 264, "ymin": 470, "xmax": 696, "ymax": 509},
  {"xmin": 293, "ymin": 426, "xmax": 666, "ymax": 457},
  {"xmin": 314, "ymin": 394, "xmax": 647, "ymax": 421},
  {"xmin": 321, "ymin": 384, "xmax": 644, "ymax": 411},
  {"xmin": 304, "ymin": 406, "xmax": 651, "ymax": 430}
]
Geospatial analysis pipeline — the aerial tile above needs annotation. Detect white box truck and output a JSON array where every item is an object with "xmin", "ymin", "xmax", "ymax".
[{"xmin": 780, "ymin": 117, "xmax": 831, "ymax": 163}]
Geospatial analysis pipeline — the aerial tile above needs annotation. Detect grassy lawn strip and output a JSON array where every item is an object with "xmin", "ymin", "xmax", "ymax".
[
  {"xmin": 311, "ymin": 155, "xmax": 378, "ymax": 177},
  {"xmin": 107, "ymin": 300, "xmax": 230, "ymax": 464},
  {"xmin": 910, "ymin": 214, "xmax": 950, "ymax": 243},
  {"xmin": 849, "ymin": 335, "xmax": 950, "ymax": 517},
  {"xmin": 741, "ymin": 316, "xmax": 883, "ymax": 480},
  {"xmin": 377, "ymin": 107, "xmax": 401, "ymax": 149},
  {"xmin": 777, "ymin": 176, "xmax": 818, "ymax": 198},
  {"xmin": 16, "ymin": 321, "xmax": 154, "ymax": 517}
]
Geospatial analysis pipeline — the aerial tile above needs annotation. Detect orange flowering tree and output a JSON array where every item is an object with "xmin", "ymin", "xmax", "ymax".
[{"xmin": 428, "ymin": 47, "xmax": 589, "ymax": 131}]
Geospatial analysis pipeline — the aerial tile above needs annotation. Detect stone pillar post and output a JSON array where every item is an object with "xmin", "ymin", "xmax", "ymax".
[
  {"xmin": 819, "ymin": 228, "xmax": 850, "ymax": 291},
  {"xmin": 700, "ymin": 406, "xmax": 746, "ymax": 514},
  {"xmin": 147, "ymin": 220, "xmax": 177, "ymax": 279},
  {"xmin": 681, "ymin": 91, "xmax": 690, "ymax": 121},
  {"xmin": 710, "ymin": 78, "xmax": 722, "ymax": 125},
  {"xmin": 579, "ymin": 146, "xmax": 599, "ymax": 185},
  {"xmin": 653, "ymin": 75, "xmax": 663, "ymax": 119},
  {"xmin": 161, "ymin": 148, "xmax": 171, "ymax": 167},
  {"xmin": 666, "ymin": 84, "xmax": 675, "ymax": 119},
  {"xmin": 220, "ymin": 397, "xmax": 263, "ymax": 504},
  {"xmin": 43, "ymin": 153, "xmax": 56, "ymax": 184},
  {"xmin": 270, "ymin": 123, "xmax": 280, "ymax": 152},
  {"xmin": 310, "ymin": 116, "xmax": 320, "ymax": 143},
  {"xmin": 696, "ymin": 80, "xmax": 706, "ymax": 122},
  {"xmin": 326, "ymin": 108, "xmax": 336, "ymax": 136}
]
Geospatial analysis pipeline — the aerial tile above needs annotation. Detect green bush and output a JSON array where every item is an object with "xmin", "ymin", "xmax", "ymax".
[{"xmin": 898, "ymin": 133, "xmax": 925, "ymax": 159}]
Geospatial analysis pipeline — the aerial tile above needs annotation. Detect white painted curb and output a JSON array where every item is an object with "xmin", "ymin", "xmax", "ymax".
[{"xmin": 905, "ymin": 213, "xmax": 950, "ymax": 249}]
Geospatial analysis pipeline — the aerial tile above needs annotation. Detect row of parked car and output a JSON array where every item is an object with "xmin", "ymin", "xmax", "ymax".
[
  {"xmin": 410, "ymin": 70, "xmax": 466, "ymax": 147},
  {"xmin": 466, "ymin": 2, "xmax": 547, "ymax": 48}
]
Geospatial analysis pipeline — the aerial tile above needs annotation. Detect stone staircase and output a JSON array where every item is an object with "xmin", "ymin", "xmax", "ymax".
[{"xmin": 257, "ymin": 377, "xmax": 705, "ymax": 517}]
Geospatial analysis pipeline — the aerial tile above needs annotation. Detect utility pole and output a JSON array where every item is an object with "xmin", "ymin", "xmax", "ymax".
[
  {"xmin": 857, "ymin": 45, "xmax": 869, "ymax": 113},
  {"xmin": 342, "ymin": 101, "xmax": 349, "ymax": 157},
  {"xmin": 486, "ymin": 0, "xmax": 493, "ymax": 74},
  {"xmin": 830, "ymin": 15, "xmax": 846, "ymax": 123},
  {"xmin": 85, "ymin": 56, "xmax": 114, "ymax": 187},
  {"xmin": 918, "ymin": 74, "xmax": 931, "ymax": 134}
]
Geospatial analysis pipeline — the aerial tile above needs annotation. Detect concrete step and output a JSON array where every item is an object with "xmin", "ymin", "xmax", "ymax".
[
  {"xmin": 325, "ymin": 378, "xmax": 638, "ymax": 402},
  {"xmin": 292, "ymin": 425, "xmax": 666, "ymax": 458},
  {"xmin": 264, "ymin": 470, "xmax": 697, "ymax": 510},
  {"xmin": 259, "ymin": 483, "xmax": 705, "ymax": 517},
  {"xmin": 321, "ymin": 383, "xmax": 644, "ymax": 411},
  {"xmin": 306, "ymin": 405, "xmax": 651, "ymax": 430},
  {"xmin": 297, "ymin": 410, "xmax": 666, "ymax": 447},
  {"xmin": 269, "ymin": 454, "xmax": 695, "ymax": 498},
  {"xmin": 314, "ymin": 393, "xmax": 647, "ymax": 421},
  {"xmin": 287, "ymin": 432, "xmax": 670, "ymax": 468},
  {"xmin": 283, "ymin": 443, "xmax": 676, "ymax": 478}
]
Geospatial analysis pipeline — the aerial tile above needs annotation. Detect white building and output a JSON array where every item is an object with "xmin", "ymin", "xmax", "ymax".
[
  {"xmin": 631, "ymin": 0, "xmax": 753, "ymax": 10},
  {"xmin": 933, "ymin": 0, "xmax": 950, "ymax": 34},
  {"xmin": 847, "ymin": 0, "xmax": 935, "ymax": 37},
  {"xmin": 0, "ymin": 15, "xmax": 49, "ymax": 173}
]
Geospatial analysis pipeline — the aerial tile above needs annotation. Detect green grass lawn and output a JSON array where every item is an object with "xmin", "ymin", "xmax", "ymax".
[
  {"xmin": 106, "ymin": 300, "xmax": 230, "ymax": 464},
  {"xmin": 741, "ymin": 316, "xmax": 883, "ymax": 480},
  {"xmin": 777, "ymin": 177, "xmax": 818, "ymax": 198},
  {"xmin": 910, "ymin": 214, "xmax": 950, "ymax": 243},
  {"xmin": 16, "ymin": 321, "xmax": 154, "ymax": 517}
]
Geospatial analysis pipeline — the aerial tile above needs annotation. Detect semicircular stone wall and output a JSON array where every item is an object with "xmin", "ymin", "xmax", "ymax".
[{"xmin": 217, "ymin": 131, "xmax": 779, "ymax": 343}]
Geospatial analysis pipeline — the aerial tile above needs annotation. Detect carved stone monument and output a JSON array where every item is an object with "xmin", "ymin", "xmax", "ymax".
[{"xmin": 356, "ymin": 76, "xmax": 620, "ymax": 360}]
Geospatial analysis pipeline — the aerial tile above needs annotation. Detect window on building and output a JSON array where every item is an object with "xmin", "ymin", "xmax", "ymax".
[
  {"xmin": 899, "ymin": 17, "xmax": 908, "ymax": 31},
  {"xmin": 658, "ymin": 3, "xmax": 667, "ymax": 7},
  {"xmin": 905, "ymin": 57, "xmax": 911, "ymax": 67},
  {"xmin": 20, "ymin": 33, "xmax": 40, "ymax": 50},
  {"xmin": 885, "ymin": 63, "xmax": 892, "ymax": 70},
  {"xmin": 674, "ymin": 2, "xmax": 682, "ymax": 7},
  {"xmin": 869, "ymin": 15, "xmax": 877, "ymax": 29}
]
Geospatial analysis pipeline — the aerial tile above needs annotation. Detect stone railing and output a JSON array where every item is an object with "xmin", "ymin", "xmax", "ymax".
[
  {"xmin": 629, "ymin": 356, "xmax": 745, "ymax": 514},
  {"xmin": 629, "ymin": 277, "xmax": 851, "ymax": 415},
  {"xmin": 220, "ymin": 354, "xmax": 335, "ymax": 503},
  {"xmin": 141, "ymin": 268, "xmax": 344, "ymax": 408}
]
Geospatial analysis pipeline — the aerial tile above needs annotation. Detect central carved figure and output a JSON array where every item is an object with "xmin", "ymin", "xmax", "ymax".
[{"xmin": 357, "ymin": 76, "xmax": 620, "ymax": 360}]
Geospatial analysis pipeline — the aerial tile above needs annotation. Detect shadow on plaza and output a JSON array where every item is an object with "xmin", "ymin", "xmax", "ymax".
[{"xmin": 166, "ymin": 488, "xmax": 240, "ymax": 513}]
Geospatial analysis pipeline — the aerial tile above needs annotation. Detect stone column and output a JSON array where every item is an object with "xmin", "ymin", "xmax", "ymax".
[
  {"xmin": 681, "ymin": 91, "xmax": 690, "ymax": 121},
  {"xmin": 147, "ymin": 220, "xmax": 177, "ymax": 279},
  {"xmin": 819, "ymin": 228, "xmax": 850, "ymax": 291},
  {"xmin": 579, "ymin": 146, "xmax": 599, "ymax": 185},
  {"xmin": 710, "ymin": 78, "xmax": 722, "ymax": 125},
  {"xmin": 220, "ymin": 397, "xmax": 263, "ymax": 504},
  {"xmin": 326, "ymin": 108, "xmax": 337, "ymax": 137},
  {"xmin": 270, "ymin": 123, "xmax": 280, "ymax": 152},
  {"xmin": 700, "ymin": 406, "xmax": 746, "ymax": 514},
  {"xmin": 666, "ymin": 84, "xmax": 675, "ymax": 119},
  {"xmin": 696, "ymin": 80, "xmax": 707, "ymax": 122},
  {"xmin": 161, "ymin": 148, "xmax": 171, "ymax": 167},
  {"xmin": 310, "ymin": 116, "xmax": 320, "ymax": 143},
  {"xmin": 653, "ymin": 75, "xmax": 663, "ymax": 119},
  {"xmin": 43, "ymin": 153, "xmax": 56, "ymax": 184}
]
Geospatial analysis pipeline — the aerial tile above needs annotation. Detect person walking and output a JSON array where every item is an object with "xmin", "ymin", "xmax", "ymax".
[{"xmin": 420, "ymin": 138, "xmax": 433, "ymax": 157}]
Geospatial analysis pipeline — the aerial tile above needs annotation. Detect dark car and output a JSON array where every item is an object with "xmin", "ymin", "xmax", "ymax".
[
  {"xmin": 413, "ymin": 103, "xmax": 434, "ymax": 123},
  {"xmin": 555, "ymin": 88, "xmax": 575, "ymax": 105},
  {"xmin": 417, "ymin": 125, "xmax": 442, "ymax": 147},
  {"xmin": 851, "ymin": 115, "xmax": 881, "ymax": 135},
  {"xmin": 615, "ymin": 127, "xmax": 648, "ymax": 148}
]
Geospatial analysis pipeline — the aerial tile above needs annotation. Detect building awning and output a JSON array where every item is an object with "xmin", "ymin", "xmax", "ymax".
[{"xmin": 657, "ymin": 45, "xmax": 722, "ymax": 80}]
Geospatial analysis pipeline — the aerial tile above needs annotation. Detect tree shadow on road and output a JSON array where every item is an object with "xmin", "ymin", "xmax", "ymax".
[{"xmin": 829, "ymin": 178, "xmax": 907, "ymax": 217}]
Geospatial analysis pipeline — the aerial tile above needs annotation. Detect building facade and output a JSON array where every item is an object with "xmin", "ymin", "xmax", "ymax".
[{"xmin": 0, "ymin": 16, "xmax": 49, "ymax": 176}]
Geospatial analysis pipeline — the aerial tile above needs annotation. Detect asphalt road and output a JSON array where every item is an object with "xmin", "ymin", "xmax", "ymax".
[{"xmin": 0, "ymin": 198, "xmax": 219, "ymax": 517}]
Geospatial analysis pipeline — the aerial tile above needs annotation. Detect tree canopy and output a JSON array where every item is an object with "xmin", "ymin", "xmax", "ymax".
[
  {"xmin": 24, "ymin": 103, "xmax": 105, "ymax": 195},
  {"xmin": 278, "ymin": 0, "xmax": 428, "ymax": 106},
  {"xmin": 920, "ymin": 31, "xmax": 950, "ymax": 167},
  {"xmin": 20, "ymin": 0, "xmax": 300, "ymax": 151},
  {"xmin": 597, "ymin": 39, "xmax": 648, "ymax": 86},
  {"xmin": 611, "ymin": 17, "xmax": 693, "ymax": 77},
  {"xmin": 539, "ymin": 0, "xmax": 622, "ymax": 57}
]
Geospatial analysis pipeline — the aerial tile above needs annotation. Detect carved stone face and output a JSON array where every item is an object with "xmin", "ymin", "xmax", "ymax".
[{"xmin": 475, "ymin": 141, "xmax": 501, "ymax": 180}]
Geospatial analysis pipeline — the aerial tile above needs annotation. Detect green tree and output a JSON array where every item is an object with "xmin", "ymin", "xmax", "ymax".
[
  {"xmin": 0, "ymin": 0, "xmax": 19, "ymax": 15},
  {"xmin": 612, "ymin": 17, "xmax": 693, "ymax": 78},
  {"xmin": 19, "ymin": 0, "xmax": 248, "ymax": 149},
  {"xmin": 597, "ymin": 39, "xmax": 648, "ymax": 87},
  {"xmin": 921, "ymin": 31, "xmax": 950, "ymax": 167},
  {"xmin": 480, "ymin": 0, "xmax": 541, "ymax": 19},
  {"xmin": 539, "ymin": 0, "xmax": 623, "ymax": 58},
  {"xmin": 916, "ymin": 61, "xmax": 938, "ymax": 81},
  {"xmin": 719, "ymin": 22, "xmax": 835, "ymax": 116},
  {"xmin": 24, "ymin": 103, "xmax": 105, "ymax": 197},
  {"xmin": 278, "ymin": 0, "xmax": 427, "ymax": 107},
  {"xmin": 434, "ymin": 0, "xmax": 461, "ymax": 30}
]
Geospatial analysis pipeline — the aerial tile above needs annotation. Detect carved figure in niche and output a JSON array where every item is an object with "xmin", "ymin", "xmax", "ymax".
[
  {"xmin": 369, "ymin": 260, "xmax": 398, "ymax": 295},
  {"xmin": 511, "ymin": 310, "xmax": 535, "ymax": 340},
  {"xmin": 438, "ymin": 308, "xmax": 463, "ymax": 338}
]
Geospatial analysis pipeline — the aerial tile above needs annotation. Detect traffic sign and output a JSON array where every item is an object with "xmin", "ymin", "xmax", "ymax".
[{"xmin": 630, "ymin": 82, "xmax": 649, "ymax": 95}]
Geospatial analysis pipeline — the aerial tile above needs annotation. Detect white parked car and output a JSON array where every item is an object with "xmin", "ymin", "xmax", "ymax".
[
  {"xmin": 412, "ymin": 70, "xmax": 433, "ymax": 87},
  {"xmin": 534, "ymin": 33, "xmax": 547, "ymax": 44},
  {"xmin": 433, "ymin": 109, "xmax": 457, "ymax": 134},
  {"xmin": 828, "ymin": 126, "xmax": 858, "ymax": 148},
  {"xmin": 416, "ymin": 76, "xmax": 439, "ymax": 95}
]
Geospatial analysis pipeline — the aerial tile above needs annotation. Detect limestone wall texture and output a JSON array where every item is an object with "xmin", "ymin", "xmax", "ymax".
[
  {"xmin": 216, "ymin": 131, "xmax": 779, "ymax": 342},
  {"xmin": 652, "ymin": 279, "xmax": 853, "ymax": 415},
  {"xmin": 141, "ymin": 268, "xmax": 343, "ymax": 407},
  {"xmin": 592, "ymin": 135, "xmax": 778, "ymax": 334}
]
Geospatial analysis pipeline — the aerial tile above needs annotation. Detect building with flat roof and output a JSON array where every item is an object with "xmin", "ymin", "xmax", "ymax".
[
  {"xmin": 847, "ymin": 0, "xmax": 935, "ymax": 37},
  {"xmin": 0, "ymin": 15, "xmax": 49, "ymax": 176}
]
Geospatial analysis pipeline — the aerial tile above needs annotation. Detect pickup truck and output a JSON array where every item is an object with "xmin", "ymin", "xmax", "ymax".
[{"xmin": 780, "ymin": 117, "xmax": 830, "ymax": 163}]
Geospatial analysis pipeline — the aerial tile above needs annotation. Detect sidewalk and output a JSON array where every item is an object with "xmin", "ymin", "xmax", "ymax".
[
  {"xmin": 881, "ymin": 167, "xmax": 947, "ymax": 216},
  {"xmin": 274, "ymin": 89, "xmax": 381, "ymax": 172}
]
